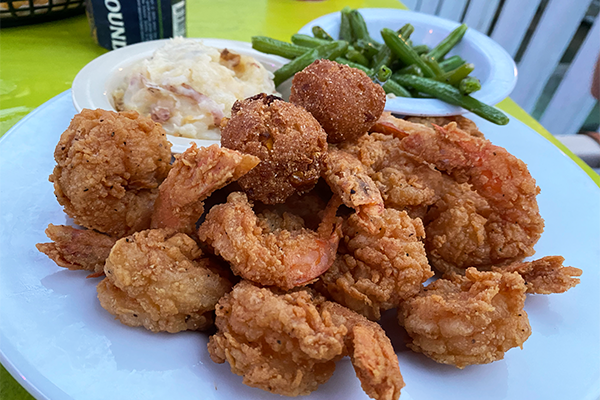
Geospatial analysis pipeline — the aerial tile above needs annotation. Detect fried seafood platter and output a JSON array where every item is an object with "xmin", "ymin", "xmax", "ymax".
[{"xmin": 36, "ymin": 59, "xmax": 582, "ymax": 400}]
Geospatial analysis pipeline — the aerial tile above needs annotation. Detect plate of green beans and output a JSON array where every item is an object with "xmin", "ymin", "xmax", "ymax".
[{"xmin": 251, "ymin": 8, "xmax": 517, "ymax": 125}]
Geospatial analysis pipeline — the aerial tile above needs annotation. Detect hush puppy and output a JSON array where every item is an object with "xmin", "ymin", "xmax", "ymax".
[
  {"xmin": 221, "ymin": 93, "xmax": 328, "ymax": 204},
  {"xmin": 290, "ymin": 59, "xmax": 386, "ymax": 143}
]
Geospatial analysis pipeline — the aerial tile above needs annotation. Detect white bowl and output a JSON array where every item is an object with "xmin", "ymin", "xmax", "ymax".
[
  {"xmin": 298, "ymin": 8, "xmax": 517, "ymax": 117},
  {"xmin": 71, "ymin": 38, "xmax": 288, "ymax": 153}
]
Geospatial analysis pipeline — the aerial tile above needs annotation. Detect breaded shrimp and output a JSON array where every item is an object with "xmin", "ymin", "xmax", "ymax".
[
  {"xmin": 208, "ymin": 281, "xmax": 348, "ymax": 397},
  {"xmin": 50, "ymin": 109, "xmax": 172, "ymax": 237},
  {"xmin": 198, "ymin": 192, "xmax": 341, "ymax": 290},
  {"xmin": 316, "ymin": 208, "xmax": 432, "ymax": 320},
  {"xmin": 98, "ymin": 228, "xmax": 232, "ymax": 333},
  {"xmin": 370, "ymin": 112, "xmax": 483, "ymax": 139},
  {"xmin": 36, "ymin": 224, "xmax": 117, "ymax": 277},
  {"xmin": 399, "ymin": 268, "xmax": 531, "ymax": 369},
  {"xmin": 400, "ymin": 122, "xmax": 545, "ymax": 272},
  {"xmin": 406, "ymin": 115, "xmax": 484, "ymax": 138},
  {"xmin": 151, "ymin": 143, "xmax": 260, "ymax": 235},
  {"xmin": 290, "ymin": 59, "xmax": 386, "ymax": 143},
  {"xmin": 323, "ymin": 148, "xmax": 384, "ymax": 232},
  {"xmin": 323, "ymin": 302, "xmax": 405, "ymax": 400},
  {"xmin": 493, "ymin": 255, "xmax": 582, "ymax": 294},
  {"xmin": 208, "ymin": 281, "xmax": 403, "ymax": 400}
]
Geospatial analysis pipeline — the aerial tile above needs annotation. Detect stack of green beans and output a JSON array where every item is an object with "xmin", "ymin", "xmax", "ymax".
[{"xmin": 250, "ymin": 7, "xmax": 508, "ymax": 125}]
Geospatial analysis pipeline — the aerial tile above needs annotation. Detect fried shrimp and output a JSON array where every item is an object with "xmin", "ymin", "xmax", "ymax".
[
  {"xmin": 50, "ymin": 109, "xmax": 172, "ymax": 237},
  {"xmin": 400, "ymin": 122, "xmax": 545, "ymax": 272},
  {"xmin": 493, "ymin": 255, "xmax": 582, "ymax": 294},
  {"xmin": 36, "ymin": 224, "xmax": 117, "ymax": 277},
  {"xmin": 323, "ymin": 148, "xmax": 384, "ymax": 232},
  {"xmin": 97, "ymin": 228, "xmax": 232, "ymax": 333},
  {"xmin": 399, "ymin": 268, "xmax": 531, "ymax": 369},
  {"xmin": 208, "ymin": 281, "xmax": 348, "ymax": 397},
  {"xmin": 221, "ymin": 93, "xmax": 328, "ymax": 204},
  {"xmin": 323, "ymin": 302, "xmax": 405, "ymax": 400},
  {"xmin": 208, "ymin": 281, "xmax": 403, "ymax": 400},
  {"xmin": 405, "ymin": 115, "xmax": 484, "ymax": 138},
  {"xmin": 198, "ymin": 192, "xmax": 341, "ymax": 290},
  {"xmin": 370, "ymin": 112, "xmax": 483, "ymax": 139},
  {"xmin": 336, "ymin": 132, "xmax": 441, "ymax": 218},
  {"xmin": 150, "ymin": 143, "xmax": 259, "ymax": 235},
  {"xmin": 316, "ymin": 208, "xmax": 432, "ymax": 320},
  {"xmin": 290, "ymin": 59, "xmax": 386, "ymax": 143}
]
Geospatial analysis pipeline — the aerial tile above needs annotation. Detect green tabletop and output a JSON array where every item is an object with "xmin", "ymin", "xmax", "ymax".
[{"xmin": 0, "ymin": 0, "xmax": 598, "ymax": 398}]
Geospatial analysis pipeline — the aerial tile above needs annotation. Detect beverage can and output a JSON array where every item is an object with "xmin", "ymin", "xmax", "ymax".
[{"xmin": 86, "ymin": 0, "xmax": 186, "ymax": 50}]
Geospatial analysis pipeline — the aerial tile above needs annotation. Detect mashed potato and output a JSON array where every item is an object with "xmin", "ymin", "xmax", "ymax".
[{"xmin": 113, "ymin": 38, "xmax": 278, "ymax": 140}]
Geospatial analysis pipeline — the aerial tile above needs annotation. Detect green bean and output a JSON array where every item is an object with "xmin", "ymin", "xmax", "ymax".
[
  {"xmin": 291, "ymin": 34, "xmax": 330, "ymax": 48},
  {"xmin": 420, "ymin": 54, "xmax": 445, "ymax": 78},
  {"xmin": 349, "ymin": 10, "xmax": 382, "ymax": 49},
  {"xmin": 398, "ymin": 23, "xmax": 414, "ymax": 38},
  {"xmin": 335, "ymin": 57, "xmax": 410, "ymax": 97},
  {"xmin": 335, "ymin": 57, "xmax": 371, "ymax": 73},
  {"xmin": 396, "ymin": 64, "xmax": 423, "ymax": 76},
  {"xmin": 412, "ymin": 44, "xmax": 430, "ymax": 55},
  {"xmin": 427, "ymin": 23, "xmax": 468, "ymax": 61},
  {"xmin": 439, "ymin": 62, "xmax": 474, "ymax": 86},
  {"xmin": 317, "ymin": 40, "xmax": 349, "ymax": 59},
  {"xmin": 371, "ymin": 46, "xmax": 394, "ymax": 71},
  {"xmin": 251, "ymin": 36, "xmax": 311, "ymax": 59},
  {"xmin": 459, "ymin": 76, "xmax": 481, "ymax": 95},
  {"xmin": 374, "ymin": 65, "xmax": 392, "ymax": 83},
  {"xmin": 312, "ymin": 26, "xmax": 334, "ymax": 41},
  {"xmin": 339, "ymin": 6, "xmax": 354, "ymax": 42},
  {"xmin": 439, "ymin": 55, "xmax": 466, "ymax": 72},
  {"xmin": 346, "ymin": 49, "xmax": 370, "ymax": 66},
  {"xmin": 273, "ymin": 49, "xmax": 318, "ymax": 87},
  {"xmin": 392, "ymin": 74, "xmax": 509, "ymax": 125},
  {"xmin": 383, "ymin": 79, "xmax": 412, "ymax": 97},
  {"xmin": 354, "ymin": 39, "xmax": 380, "ymax": 59},
  {"xmin": 273, "ymin": 41, "xmax": 348, "ymax": 86},
  {"xmin": 380, "ymin": 28, "xmax": 435, "ymax": 77}
]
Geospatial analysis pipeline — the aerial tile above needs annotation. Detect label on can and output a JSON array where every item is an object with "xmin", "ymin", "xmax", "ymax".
[{"xmin": 87, "ymin": 0, "xmax": 186, "ymax": 50}]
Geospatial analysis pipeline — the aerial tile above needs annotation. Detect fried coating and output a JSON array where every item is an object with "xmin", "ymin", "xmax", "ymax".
[
  {"xmin": 209, "ymin": 281, "xmax": 403, "ymax": 400},
  {"xmin": 198, "ymin": 192, "xmax": 341, "ymax": 290},
  {"xmin": 323, "ymin": 302, "xmax": 404, "ymax": 400},
  {"xmin": 36, "ymin": 224, "xmax": 117, "ymax": 276},
  {"xmin": 399, "ymin": 268, "xmax": 531, "ymax": 368},
  {"xmin": 494, "ymin": 256, "xmax": 582, "ymax": 294},
  {"xmin": 316, "ymin": 208, "xmax": 432, "ymax": 320},
  {"xmin": 323, "ymin": 148, "xmax": 384, "ymax": 232},
  {"xmin": 290, "ymin": 59, "xmax": 386, "ymax": 143},
  {"xmin": 336, "ymin": 132, "xmax": 441, "ymax": 218},
  {"xmin": 401, "ymin": 122, "xmax": 545, "ymax": 272},
  {"xmin": 370, "ymin": 112, "xmax": 484, "ymax": 139},
  {"xmin": 221, "ymin": 93, "xmax": 328, "ymax": 204},
  {"xmin": 50, "ymin": 109, "xmax": 172, "ymax": 237},
  {"xmin": 208, "ymin": 281, "xmax": 348, "ymax": 396},
  {"xmin": 151, "ymin": 143, "xmax": 259, "ymax": 235},
  {"xmin": 406, "ymin": 115, "xmax": 484, "ymax": 138},
  {"xmin": 98, "ymin": 228, "xmax": 232, "ymax": 333}
]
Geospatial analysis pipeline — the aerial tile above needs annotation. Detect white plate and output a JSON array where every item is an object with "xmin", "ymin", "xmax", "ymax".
[
  {"xmin": 71, "ymin": 38, "xmax": 288, "ymax": 153},
  {"xmin": 1, "ymin": 92, "xmax": 599, "ymax": 400},
  {"xmin": 298, "ymin": 9, "xmax": 518, "ymax": 117}
]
